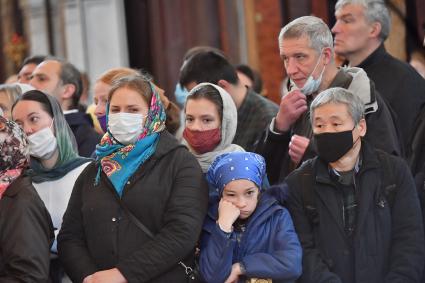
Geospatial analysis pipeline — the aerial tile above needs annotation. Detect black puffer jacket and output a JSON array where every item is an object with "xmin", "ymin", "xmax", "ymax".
[{"xmin": 58, "ymin": 131, "xmax": 208, "ymax": 282}]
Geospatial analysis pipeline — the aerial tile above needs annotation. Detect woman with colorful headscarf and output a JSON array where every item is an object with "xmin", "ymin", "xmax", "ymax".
[
  {"xmin": 91, "ymin": 67, "xmax": 181, "ymax": 135},
  {"xmin": 0, "ymin": 116, "xmax": 54, "ymax": 282},
  {"xmin": 200, "ymin": 152, "xmax": 302, "ymax": 283},
  {"xmin": 11, "ymin": 90, "xmax": 91, "ymax": 282},
  {"xmin": 58, "ymin": 74, "xmax": 208, "ymax": 283}
]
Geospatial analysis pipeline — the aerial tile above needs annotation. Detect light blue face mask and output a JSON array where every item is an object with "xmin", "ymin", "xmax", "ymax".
[
  {"xmin": 291, "ymin": 51, "xmax": 325, "ymax": 96},
  {"xmin": 174, "ymin": 83, "xmax": 190, "ymax": 107}
]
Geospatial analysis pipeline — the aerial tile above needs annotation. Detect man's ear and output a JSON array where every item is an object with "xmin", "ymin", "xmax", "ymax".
[
  {"xmin": 217, "ymin": 79, "xmax": 231, "ymax": 90},
  {"xmin": 369, "ymin": 22, "xmax": 382, "ymax": 39},
  {"xmin": 357, "ymin": 118, "xmax": 367, "ymax": 137},
  {"xmin": 323, "ymin": 47, "xmax": 333, "ymax": 66},
  {"xmin": 61, "ymin": 83, "xmax": 76, "ymax": 100}
]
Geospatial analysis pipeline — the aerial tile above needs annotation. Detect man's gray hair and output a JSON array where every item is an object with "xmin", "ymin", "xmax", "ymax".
[
  {"xmin": 335, "ymin": 0, "xmax": 390, "ymax": 41},
  {"xmin": 278, "ymin": 16, "xmax": 334, "ymax": 54},
  {"xmin": 310, "ymin": 87, "xmax": 365, "ymax": 125}
]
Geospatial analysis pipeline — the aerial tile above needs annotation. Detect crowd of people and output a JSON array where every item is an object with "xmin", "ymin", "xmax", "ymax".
[{"xmin": 1, "ymin": 0, "xmax": 425, "ymax": 282}]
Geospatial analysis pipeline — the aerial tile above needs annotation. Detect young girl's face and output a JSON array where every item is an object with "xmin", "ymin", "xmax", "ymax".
[
  {"xmin": 185, "ymin": 98, "xmax": 221, "ymax": 131},
  {"xmin": 222, "ymin": 179, "xmax": 259, "ymax": 219}
]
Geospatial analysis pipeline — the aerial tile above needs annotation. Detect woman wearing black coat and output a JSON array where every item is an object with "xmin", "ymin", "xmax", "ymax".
[{"xmin": 58, "ymin": 74, "xmax": 208, "ymax": 283}]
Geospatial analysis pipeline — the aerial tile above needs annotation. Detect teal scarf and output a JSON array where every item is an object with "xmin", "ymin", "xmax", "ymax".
[{"xmin": 28, "ymin": 157, "xmax": 91, "ymax": 183}]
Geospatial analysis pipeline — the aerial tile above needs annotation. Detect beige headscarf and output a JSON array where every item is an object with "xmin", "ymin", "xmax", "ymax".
[{"xmin": 183, "ymin": 83, "xmax": 244, "ymax": 172}]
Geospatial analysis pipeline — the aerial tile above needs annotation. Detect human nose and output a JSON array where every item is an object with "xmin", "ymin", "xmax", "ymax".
[
  {"xmin": 23, "ymin": 124, "xmax": 34, "ymax": 136},
  {"xmin": 95, "ymin": 102, "xmax": 106, "ymax": 117},
  {"xmin": 285, "ymin": 58, "xmax": 299, "ymax": 77},
  {"xmin": 331, "ymin": 21, "xmax": 341, "ymax": 34},
  {"xmin": 189, "ymin": 120, "xmax": 203, "ymax": 131},
  {"xmin": 234, "ymin": 197, "xmax": 247, "ymax": 209},
  {"xmin": 29, "ymin": 77, "xmax": 40, "ymax": 89}
]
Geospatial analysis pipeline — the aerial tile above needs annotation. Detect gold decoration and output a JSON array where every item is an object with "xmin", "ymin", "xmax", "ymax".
[{"xmin": 4, "ymin": 33, "xmax": 27, "ymax": 68}]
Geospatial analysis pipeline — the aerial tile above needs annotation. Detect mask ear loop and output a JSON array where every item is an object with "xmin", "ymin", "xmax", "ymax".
[{"xmin": 351, "ymin": 124, "xmax": 362, "ymax": 148}]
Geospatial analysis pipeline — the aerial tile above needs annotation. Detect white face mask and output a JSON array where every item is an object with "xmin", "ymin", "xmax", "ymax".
[
  {"xmin": 291, "ymin": 51, "xmax": 326, "ymax": 96},
  {"xmin": 28, "ymin": 126, "xmax": 58, "ymax": 159},
  {"xmin": 108, "ymin": 112, "xmax": 146, "ymax": 145}
]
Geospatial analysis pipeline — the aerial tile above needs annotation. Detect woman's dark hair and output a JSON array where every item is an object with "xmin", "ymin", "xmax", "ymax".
[
  {"xmin": 185, "ymin": 85, "xmax": 223, "ymax": 121},
  {"xmin": 12, "ymin": 90, "xmax": 54, "ymax": 118}
]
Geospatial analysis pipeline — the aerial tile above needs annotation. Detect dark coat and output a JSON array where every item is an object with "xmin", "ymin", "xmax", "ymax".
[
  {"xmin": 0, "ymin": 176, "xmax": 54, "ymax": 282},
  {"xmin": 199, "ymin": 193, "xmax": 302, "ymax": 283},
  {"xmin": 256, "ymin": 68, "xmax": 402, "ymax": 185},
  {"xmin": 234, "ymin": 89, "xmax": 279, "ymax": 151},
  {"xmin": 65, "ymin": 111, "xmax": 101, "ymax": 158},
  {"xmin": 58, "ymin": 131, "xmax": 208, "ymax": 283},
  {"xmin": 358, "ymin": 44, "xmax": 425, "ymax": 149},
  {"xmin": 281, "ymin": 142, "xmax": 424, "ymax": 283}
]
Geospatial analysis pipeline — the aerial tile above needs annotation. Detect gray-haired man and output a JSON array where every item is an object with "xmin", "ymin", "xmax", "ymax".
[
  {"xmin": 256, "ymin": 16, "xmax": 401, "ymax": 184},
  {"xmin": 280, "ymin": 87, "xmax": 424, "ymax": 283},
  {"xmin": 332, "ymin": 0, "xmax": 425, "ymax": 151}
]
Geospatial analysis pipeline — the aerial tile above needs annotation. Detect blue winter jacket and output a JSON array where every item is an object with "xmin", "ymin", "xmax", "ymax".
[{"xmin": 199, "ymin": 193, "xmax": 302, "ymax": 283}]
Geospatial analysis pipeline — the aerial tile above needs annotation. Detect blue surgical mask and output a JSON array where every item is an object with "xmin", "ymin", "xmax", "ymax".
[
  {"xmin": 174, "ymin": 83, "xmax": 190, "ymax": 107},
  {"xmin": 291, "ymin": 51, "xmax": 325, "ymax": 96}
]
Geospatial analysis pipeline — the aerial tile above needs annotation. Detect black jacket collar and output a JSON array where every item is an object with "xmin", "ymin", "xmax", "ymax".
[{"xmin": 357, "ymin": 44, "xmax": 387, "ymax": 69}]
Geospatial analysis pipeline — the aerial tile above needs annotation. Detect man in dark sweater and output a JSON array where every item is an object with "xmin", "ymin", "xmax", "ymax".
[{"xmin": 332, "ymin": 0, "xmax": 425, "ymax": 151}]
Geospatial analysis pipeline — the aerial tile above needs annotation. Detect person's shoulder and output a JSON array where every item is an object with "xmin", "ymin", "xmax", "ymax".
[
  {"xmin": 4, "ymin": 176, "xmax": 46, "ymax": 210},
  {"xmin": 157, "ymin": 131, "xmax": 199, "ymax": 164},
  {"xmin": 372, "ymin": 147, "xmax": 408, "ymax": 173},
  {"xmin": 5, "ymin": 175, "xmax": 35, "ymax": 197},
  {"xmin": 381, "ymin": 53, "xmax": 424, "ymax": 82},
  {"xmin": 158, "ymin": 131, "xmax": 189, "ymax": 155}
]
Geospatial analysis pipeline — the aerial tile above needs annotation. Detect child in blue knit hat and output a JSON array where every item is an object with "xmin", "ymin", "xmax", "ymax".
[{"xmin": 199, "ymin": 151, "xmax": 302, "ymax": 283}]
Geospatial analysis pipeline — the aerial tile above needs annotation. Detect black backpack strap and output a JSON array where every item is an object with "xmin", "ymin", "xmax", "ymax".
[{"xmin": 291, "ymin": 159, "xmax": 319, "ymax": 226}]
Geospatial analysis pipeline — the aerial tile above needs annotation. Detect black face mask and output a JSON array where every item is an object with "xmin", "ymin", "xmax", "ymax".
[{"xmin": 313, "ymin": 127, "xmax": 356, "ymax": 163}]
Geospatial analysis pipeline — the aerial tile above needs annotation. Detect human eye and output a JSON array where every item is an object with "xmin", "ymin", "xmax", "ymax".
[
  {"xmin": 128, "ymin": 107, "xmax": 140, "ymax": 113},
  {"xmin": 36, "ymin": 75, "xmax": 47, "ymax": 82},
  {"xmin": 246, "ymin": 190, "xmax": 255, "ymax": 197},
  {"xmin": 110, "ymin": 106, "xmax": 120, "ymax": 113},
  {"xmin": 202, "ymin": 118, "xmax": 213, "ymax": 124},
  {"xmin": 185, "ymin": 116, "xmax": 194, "ymax": 123},
  {"xmin": 29, "ymin": 115, "xmax": 39, "ymax": 123},
  {"xmin": 224, "ymin": 192, "xmax": 235, "ymax": 198},
  {"xmin": 295, "ymin": 54, "xmax": 306, "ymax": 61},
  {"xmin": 341, "ymin": 16, "xmax": 354, "ymax": 24}
]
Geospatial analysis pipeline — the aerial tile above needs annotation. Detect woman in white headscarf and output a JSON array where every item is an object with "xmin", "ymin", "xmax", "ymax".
[{"xmin": 183, "ymin": 83, "xmax": 244, "ymax": 173}]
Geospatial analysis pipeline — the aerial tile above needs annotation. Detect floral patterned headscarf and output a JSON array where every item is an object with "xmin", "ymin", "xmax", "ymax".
[
  {"xmin": 0, "ymin": 116, "xmax": 29, "ymax": 199},
  {"xmin": 95, "ymin": 81, "xmax": 166, "ymax": 196}
]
